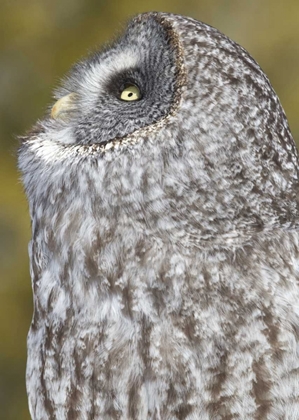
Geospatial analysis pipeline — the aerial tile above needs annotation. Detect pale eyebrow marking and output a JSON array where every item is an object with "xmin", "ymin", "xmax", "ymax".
[{"xmin": 80, "ymin": 49, "xmax": 140, "ymax": 98}]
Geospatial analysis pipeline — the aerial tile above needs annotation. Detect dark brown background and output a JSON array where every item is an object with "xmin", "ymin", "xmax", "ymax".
[{"xmin": 1, "ymin": 0, "xmax": 298, "ymax": 418}]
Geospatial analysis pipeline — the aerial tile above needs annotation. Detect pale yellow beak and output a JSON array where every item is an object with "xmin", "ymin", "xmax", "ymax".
[{"xmin": 51, "ymin": 93, "xmax": 77, "ymax": 120}]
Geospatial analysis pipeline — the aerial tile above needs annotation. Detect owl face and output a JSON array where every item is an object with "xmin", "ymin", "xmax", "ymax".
[
  {"xmin": 50, "ymin": 14, "xmax": 182, "ymax": 146},
  {"xmin": 19, "ymin": 12, "xmax": 299, "ymax": 244}
]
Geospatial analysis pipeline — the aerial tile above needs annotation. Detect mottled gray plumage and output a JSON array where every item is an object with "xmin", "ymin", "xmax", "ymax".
[{"xmin": 19, "ymin": 12, "xmax": 299, "ymax": 419}]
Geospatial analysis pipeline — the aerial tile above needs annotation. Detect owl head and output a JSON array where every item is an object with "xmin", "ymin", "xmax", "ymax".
[{"xmin": 19, "ymin": 12, "xmax": 299, "ymax": 246}]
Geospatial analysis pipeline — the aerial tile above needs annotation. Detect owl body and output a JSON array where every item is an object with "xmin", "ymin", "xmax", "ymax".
[{"xmin": 19, "ymin": 13, "xmax": 299, "ymax": 419}]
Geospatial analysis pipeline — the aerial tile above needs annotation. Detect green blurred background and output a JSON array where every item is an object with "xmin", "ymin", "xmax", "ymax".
[{"xmin": 1, "ymin": 0, "xmax": 299, "ymax": 418}]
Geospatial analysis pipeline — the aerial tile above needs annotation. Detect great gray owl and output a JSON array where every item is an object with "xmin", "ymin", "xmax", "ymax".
[{"xmin": 19, "ymin": 11, "xmax": 299, "ymax": 420}]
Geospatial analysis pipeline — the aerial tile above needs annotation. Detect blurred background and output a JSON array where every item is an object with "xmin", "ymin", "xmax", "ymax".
[{"xmin": 1, "ymin": 0, "xmax": 299, "ymax": 418}]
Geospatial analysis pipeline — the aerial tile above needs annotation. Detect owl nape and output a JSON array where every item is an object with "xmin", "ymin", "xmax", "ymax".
[{"xmin": 19, "ymin": 12, "xmax": 299, "ymax": 420}]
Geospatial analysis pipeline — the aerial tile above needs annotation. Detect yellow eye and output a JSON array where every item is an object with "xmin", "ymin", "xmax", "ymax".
[{"xmin": 120, "ymin": 85, "xmax": 141, "ymax": 101}]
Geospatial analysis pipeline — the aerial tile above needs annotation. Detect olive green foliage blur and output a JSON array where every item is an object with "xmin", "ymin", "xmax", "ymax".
[{"xmin": 1, "ymin": 0, "xmax": 298, "ymax": 418}]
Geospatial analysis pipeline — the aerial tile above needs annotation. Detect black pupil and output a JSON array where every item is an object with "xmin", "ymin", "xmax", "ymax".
[{"xmin": 128, "ymin": 92, "xmax": 133, "ymax": 97}]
